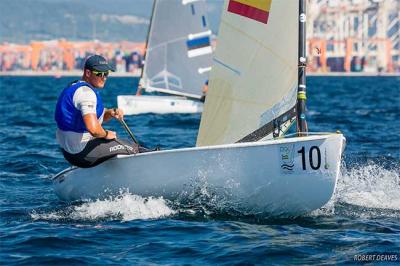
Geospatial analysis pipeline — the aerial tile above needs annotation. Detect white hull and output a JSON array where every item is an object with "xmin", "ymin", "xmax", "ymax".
[
  {"xmin": 53, "ymin": 134, "xmax": 345, "ymax": 216},
  {"xmin": 117, "ymin": 95, "xmax": 203, "ymax": 115}
]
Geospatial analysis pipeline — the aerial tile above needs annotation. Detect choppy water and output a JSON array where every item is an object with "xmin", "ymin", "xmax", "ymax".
[{"xmin": 0, "ymin": 76, "xmax": 399, "ymax": 265}]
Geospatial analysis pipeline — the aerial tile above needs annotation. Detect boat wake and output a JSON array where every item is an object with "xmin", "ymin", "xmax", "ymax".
[
  {"xmin": 312, "ymin": 161, "xmax": 400, "ymax": 218},
  {"xmin": 337, "ymin": 162, "xmax": 400, "ymax": 210},
  {"xmin": 31, "ymin": 193, "xmax": 176, "ymax": 222}
]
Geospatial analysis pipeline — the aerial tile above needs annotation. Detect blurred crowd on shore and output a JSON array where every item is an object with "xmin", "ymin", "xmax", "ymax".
[{"xmin": 0, "ymin": 40, "xmax": 145, "ymax": 73}]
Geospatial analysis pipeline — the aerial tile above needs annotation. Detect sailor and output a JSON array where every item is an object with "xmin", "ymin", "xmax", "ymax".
[
  {"xmin": 55, "ymin": 54, "xmax": 139, "ymax": 168},
  {"xmin": 200, "ymin": 79, "xmax": 208, "ymax": 102}
]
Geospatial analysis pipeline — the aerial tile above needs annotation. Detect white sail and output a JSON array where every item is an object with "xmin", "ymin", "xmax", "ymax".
[
  {"xmin": 197, "ymin": 0, "xmax": 298, "ymax": 146},
  {"xmin": 142, "ymin": 0, "xmax": 212, "ymax": 98}
]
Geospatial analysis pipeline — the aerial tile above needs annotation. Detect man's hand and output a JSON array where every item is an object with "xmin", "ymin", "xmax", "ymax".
[
  {"xmin": 105, "ymin": 130, "xmax": 117, "ymax": 139},
  {"xmin": 104, "ymin": 108, "xmax": 124, "ymax": 122},
  {"xmin": 111, "ymin": 108, "xmax": 124, "ymax": 120}
]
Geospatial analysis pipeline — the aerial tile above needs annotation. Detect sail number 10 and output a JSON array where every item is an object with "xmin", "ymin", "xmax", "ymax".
[{"xmin": 298, "ymin": 146, "xmax": 321, "ymax": 170}]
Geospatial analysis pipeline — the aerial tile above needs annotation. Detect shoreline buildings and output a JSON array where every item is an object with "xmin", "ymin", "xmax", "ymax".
[
  {"xmin": 1, "ymin": 0, "xmax": 399, "ymax": 75},
  {"xmin": 308, "ymin": 0, "xmax": 399, "ymax": 73}
]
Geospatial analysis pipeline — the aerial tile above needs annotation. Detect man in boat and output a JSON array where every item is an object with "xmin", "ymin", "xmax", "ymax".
[
  {"xmin": 55, "ymin": 54, "xmax": 141, "ymax": 168},
  {"xmin": 200, "ymin": 79, "xmax": 208, "ymax": 102}
]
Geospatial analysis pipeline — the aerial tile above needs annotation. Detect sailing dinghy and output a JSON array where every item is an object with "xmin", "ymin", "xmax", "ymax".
[
  {"xmin": 53, "ymin": 0, "xmax": 345, "ymax": 216},
  {"xmin": 117, "ymin": 0, "xmax": 213, "ymax": 115}
]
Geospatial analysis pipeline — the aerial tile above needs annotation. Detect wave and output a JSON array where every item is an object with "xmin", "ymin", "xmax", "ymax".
[
  {"xmin": 312, "ymin": 161, "xmax": 400, "ymax": 218},
  {"xmin": 31, "ymin": 193, "xmax": 176, "ymax": 222},
  {"xmin": 336, "ymin": 162, "xmax": 400, "ymax": 209}
]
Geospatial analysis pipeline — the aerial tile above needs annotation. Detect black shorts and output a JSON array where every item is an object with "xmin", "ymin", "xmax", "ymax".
[{"xmin": 62, "ymin": 138, "xmax": 146, "ymax": 168}]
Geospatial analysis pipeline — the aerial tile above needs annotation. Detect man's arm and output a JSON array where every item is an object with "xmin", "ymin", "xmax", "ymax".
[
  {"xmin": 83, "ymin": 113, "xmax": 116, "ymax": 139},
  {"xmin": 73, "ymin": 86, "xmax": 117, "ymax": 138}
]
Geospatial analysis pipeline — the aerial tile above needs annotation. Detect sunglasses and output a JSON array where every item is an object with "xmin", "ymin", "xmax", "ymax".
[{"xmin": 92, "ymin": 70, "xmax": 109, "ymax": 78}]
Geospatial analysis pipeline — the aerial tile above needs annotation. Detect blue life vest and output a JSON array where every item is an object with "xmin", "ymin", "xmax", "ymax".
[{"xmin": 55, "ymin": 81, "xmax": 104, "ymax": 133}]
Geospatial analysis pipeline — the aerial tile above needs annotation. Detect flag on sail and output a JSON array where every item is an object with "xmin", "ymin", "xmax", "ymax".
[
  {"xmin": 227, "ymin": 0, "xmax": 272, "ymax": 24},
  {"xmin": 186, "ymin": 35, "xmax": 212, "ymax": 58}
]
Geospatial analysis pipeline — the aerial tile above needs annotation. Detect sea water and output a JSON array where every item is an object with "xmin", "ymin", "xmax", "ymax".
[{"xmin": 0, "ymin": 76, "xmax": 399, "ymax": 265}]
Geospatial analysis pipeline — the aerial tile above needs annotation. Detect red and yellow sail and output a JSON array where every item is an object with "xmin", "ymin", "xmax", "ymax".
[{"xmin": 227, "ymin": 0, "xmax": 272, "ymax": 24}]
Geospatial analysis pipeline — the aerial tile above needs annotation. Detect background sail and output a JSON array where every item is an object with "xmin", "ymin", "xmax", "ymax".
[
  {"xmin": 142, "ymin": 0, "xmax": 212, "ymax": 98},
  {"xmin": 197, "ymin": 0, "xmax": 299, "ymax": 146}
]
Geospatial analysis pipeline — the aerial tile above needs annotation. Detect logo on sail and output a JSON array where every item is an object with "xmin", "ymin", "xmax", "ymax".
[
  {"xmin": 227, "ymin": 0, "xmax": 272, "ymax": 24},
  {"xmin": 186, "ymin": 33, "xmax": 212, "ymax": 58},
  {"xmin": 280, "ymin": 145, "xmax": 295, "ymax": 173},
  {"xmin": 186, "ymin": 36, "xmax": 212, "ymax": 57}
]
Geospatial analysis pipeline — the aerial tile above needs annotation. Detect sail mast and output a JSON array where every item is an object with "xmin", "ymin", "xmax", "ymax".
[
  {"xmin": 136, "ymin": 0, "xmax": 157, "ymax": 95},
  {"xmin": 296, "ymin": 0, "xmax": 308, "ymax": 134}
]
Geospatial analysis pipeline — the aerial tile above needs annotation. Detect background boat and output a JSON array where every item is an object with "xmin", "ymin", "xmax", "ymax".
[{"xmin": 118, "ymin": 0, "xmax": 212, "ymax": 115}]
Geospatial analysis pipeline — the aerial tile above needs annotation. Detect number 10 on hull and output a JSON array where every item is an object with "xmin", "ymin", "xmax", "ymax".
[{"xmin": 279, "ymin": 140, "xmax": 335, "ymax": 175}]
